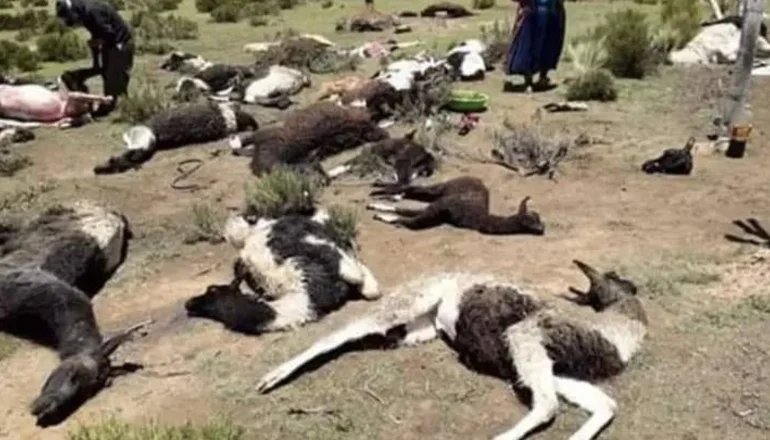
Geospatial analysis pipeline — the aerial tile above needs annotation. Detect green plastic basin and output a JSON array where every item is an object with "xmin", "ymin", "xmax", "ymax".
[{"xmin": 446, "ymin": 90, "xmax": 488, "ymax": 112}]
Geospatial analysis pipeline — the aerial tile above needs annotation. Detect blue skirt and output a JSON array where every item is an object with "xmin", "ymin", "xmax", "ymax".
[{"xmin": 505, "ymin": 1, "xmax": 566, "ymax": 76}]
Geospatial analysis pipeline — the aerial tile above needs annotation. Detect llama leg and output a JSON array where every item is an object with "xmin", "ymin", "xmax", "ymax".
[
  {"xmin": 396, "ymin": 204, "xmax": 446, "ymax": 230},
  {"xmin": 494, "ymin": 324, "xmax": 558, "ymax": 440},
  {"xmin": 366, "ymin": 202, "xmax": 397, "ymax": 212},
  {"xmin": 555, "ymin": 377, "xmax": 617, "ymax": 440},
  {"xmin": 326, "ymin": 164, "xmax": 352, "ymax": 179},
  {"xmin": 256, "ymin": 316, "xmax": 399, "ymax": 393},
  {"xmin": 400, "ymin": 313, "xmax": 438, "ymax": 346}
]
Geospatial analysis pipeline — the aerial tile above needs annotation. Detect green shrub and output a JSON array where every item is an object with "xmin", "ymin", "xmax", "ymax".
[
  {"xmin": 277, "ymin": 0, "xmax": 302, "ymax": 9},
  {"xmin": 0, "ymin": 40, "xmax": 40, "ymax": 73},
  {"xmin": 472, "ymin": 0, "xmax": 495, "ymax": 9},
  {"xmin": 244, "ymin": 167, "xmax": 324, "ymax": 219},
  {"xmin": 107, "ymin": 0, "xmax": 125, "ymax": 9},
  {"xmin": 321, "ymin": 0, "xmax": 332, "ymax": 8},
  {"xmin": 600, "ymin": 9, "xmax": 657, "ymax": 79},
  {"xmin": 15, "ymin": 28, "xmax": 35, "ymax": 41},
  {"xmin": 243, "ymin": 0, "xmax": 280, "ymax": 17},
  {"xmin": 325, "ymin": 204, "xmax": 358, "ymax": 250},
  {"xmin": 36, "ymin": 31, "xmax": 89, "ymax": 62},
  {"xmin": 566, "ymin": 68, "xmax": 618, "ymax": 102},
  {"xmin": 130, "ymin": 10, "xmax": 199, "ymax": 41},
  {"xmin": 136, "ymin": 39, "xmax": 175, "ymax": 55},
  {"xmin": 67, "ymin": 418, "xmax": 246, "ymax": 440},
  {"xmin": 0, "ymin": 9, "xmax": 50, "ymax": 31},
  {"xmin": 147, "ymin": 0, "xmax": 182, "ymax": 12},
  {"xmin": 0, "ymin": 0, "xmax": 13, "ymax": 10},
  {"xmin": 658, "ymin": 0, "xmax": 702, "ymax": 50},
  {"xmin": 211, "ymin": 3, "xmax": 241, "ymax": 23},
  {"xmin": 195, "ymin": 0, "xmax": 220, "ymax": 13},
  {"xmin": 115, "ymin": 76, "xmax": 173, "ymax": 124},
  {"xmin": 20, "ymin": 0, "xmax": 48, "ymax": 7}
]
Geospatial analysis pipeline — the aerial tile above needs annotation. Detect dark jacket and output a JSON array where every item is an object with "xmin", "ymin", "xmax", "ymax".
[{"xmin": 55, "ymin": 0, "xmax": 133, "ymax": 46}]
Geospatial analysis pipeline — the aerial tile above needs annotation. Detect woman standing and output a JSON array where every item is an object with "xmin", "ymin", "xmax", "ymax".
[{"xmin": 504, "ymin": 0, "xmax": 566, "ymax": 92}]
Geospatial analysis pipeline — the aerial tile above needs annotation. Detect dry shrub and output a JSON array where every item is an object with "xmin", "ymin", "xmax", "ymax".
[
  {"xmin": 492, "ymin": 119, "xmax": 571, "ymax": 177},
  {"xmin": 115, "ymin": 75, "xmax": 173, "ymax": 124},
  {"xmin": 480, "ymin": 19, "xmax": 511, "ymax": 65},
  {"xmin": 184, "ymin": 202, "xmax": 227, "ymax": 245},
  {"xmin": 394, "ymin": 68, "xmax": 453, "ymax": 123},
  {"xmin": 345, "ymin": 148, "xmax": 392, "ymax": 179},
  {"xmin": 326, "ymin": 204, "xmax": 358, "ymax": 251},
  {"xmin": 243, "ymin": 166, "xmax": 324, "ymax": 219}
]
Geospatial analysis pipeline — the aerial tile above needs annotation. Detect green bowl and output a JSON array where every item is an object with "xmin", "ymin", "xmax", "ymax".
[{"xmin": 446, "ymin": 90, "xmax": 488, "ymax": 112}]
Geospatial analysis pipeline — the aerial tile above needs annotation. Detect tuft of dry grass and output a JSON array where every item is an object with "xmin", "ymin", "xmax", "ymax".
[
  {"xmin": 243, "ymin": 166, "xmax": 324, "ymax": 219},
  {"xmin": 184, "ymin": 202, "xmax": 228, "ymax": 245},
  {"xmin": 67, "ymin": 417, "xmax": 246, "ymax": 440},
  {"xmin": 0, "ymin": 150, "xmax": 33, "ymax": 177},
  {"xmin": 253, "ymin": 36, "xmax": 360, "ymax": 74},
  {"xmin": 325, "ymin": 204, "xmax": 358, "ymax": 251}
]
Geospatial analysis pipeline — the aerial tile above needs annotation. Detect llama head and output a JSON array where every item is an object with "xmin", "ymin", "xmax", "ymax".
[
  {"xmin": 30, "ymin": 324, "xmax": 144, "ymax": 426},
  {"xmin": 159, "ymin": 51, "xmax": 206, "ymax": 72},
  {"xmin": 568, "ymin": 260, "xmax": 640, "ymax": 313},
  {"xmin": 185, "ymin": 284, "xmax": 273, "ymax": 334},
  {"xmin": 510, "ymin": 196, "xmax": 545, "ymax": 235},
  {"xmin": 122, "ymin": 126, "xmax": 156, "ymax": 152}
]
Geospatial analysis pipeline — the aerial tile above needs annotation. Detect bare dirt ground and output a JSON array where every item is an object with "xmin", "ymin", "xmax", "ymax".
[{"xmin": 1, "ymin": 1, "xmax": 770, "ymax": 439}]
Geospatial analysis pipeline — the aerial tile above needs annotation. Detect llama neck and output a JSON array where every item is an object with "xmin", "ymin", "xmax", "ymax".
[
  {"xmin": 477, "ymin": 215, "xmax": 526, "ymax": 235},
  {"xmin": 57, "ymin": 309, "xmax": 103, "ymax": 359},
  {"xmin": 591, "ymin": 311, "xmax": 647, "ymax": 365}
]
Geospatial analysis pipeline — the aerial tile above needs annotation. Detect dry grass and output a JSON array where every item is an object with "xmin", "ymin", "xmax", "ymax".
[
  {"xmin": 492, "ymin": 119, "xmax": 572, "ymax": 178},
  {"xmin": 184, "ymin": 202, "xmax": 228, "ymax": 244},
  {"xmin": 67, "ymin": 418, "xmax": 246, "ymax": 440}
]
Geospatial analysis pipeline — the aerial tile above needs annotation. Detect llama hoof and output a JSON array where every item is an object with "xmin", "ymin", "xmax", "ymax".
[
  {"xmin": 366, "ymin": 202, "xmax": 395, "ymax": 212},
  {"xmin": 256, "ymin": 364, "xmax": 293, "ymax": 394},
  {"xmin": 373, "ymin": 213, "xmax": 399, "ymax": 224}
]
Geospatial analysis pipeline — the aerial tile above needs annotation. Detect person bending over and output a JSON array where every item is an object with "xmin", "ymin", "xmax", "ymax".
[{"xmin": 55, "ymin": 0, "xmax": 134, "ymax": 117}]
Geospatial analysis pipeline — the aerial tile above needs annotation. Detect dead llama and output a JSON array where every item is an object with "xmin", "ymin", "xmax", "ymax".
[
  {"xmin": 185, "ymin": 210, "xmax": 381, "ymax": 334},
  {"xmin": 367, "ymin": 176, "xmax": 545, "ymax": 235},
  {"xmin": 256, "ymin": 260, "xmax": 647, "ymax": 440}
]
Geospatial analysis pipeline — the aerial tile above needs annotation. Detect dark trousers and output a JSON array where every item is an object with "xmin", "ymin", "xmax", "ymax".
[{"xmin": 60, "ymin": 41, "xmax": 134, "ymax": 114}]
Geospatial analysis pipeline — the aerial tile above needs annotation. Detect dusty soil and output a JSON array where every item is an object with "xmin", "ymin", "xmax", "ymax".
[{"xmin": 1, "ymin": 1, "xmax": 769, "ymax": 439}]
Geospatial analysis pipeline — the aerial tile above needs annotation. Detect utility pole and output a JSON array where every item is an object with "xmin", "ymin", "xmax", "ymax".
[{"xmin": 719, "ymin": 0, "xmax": 766, "ymax": 135}]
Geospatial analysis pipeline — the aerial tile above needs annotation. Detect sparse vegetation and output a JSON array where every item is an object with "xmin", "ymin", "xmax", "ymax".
[
  {"xmin": 0, "ymin": 0, "xmax": 13, "ymax": 9},
  {"xmin": 0, "ymin": 39, "xmax": 40, "ymax": 73},
  {"xmin": 698, "ymin": 295, "xmax": 770, "ymax": 329},
  {"xmin": 492, "ymin": 119, "xmax": 572, "ymax": 177},
  {"xmin": 36, "ymin": 31, "xmax": 89, "ymax": 62},
  {"xmin": 115, "ymin": 75, "xmax": 173, "ymax": 124},
  {"xmin": 567, "ymin": 68, "xmax": 618, "ymax": 102},
  {"xmin": 0, "ymin": 9, "xmax": 50, "ymax": 32},
  {"xmin": 243, "ymin": 166, "xmax": 324, "ymax": 219},
  {"xmin": 480, "ymin": 19, "xmax": 511, "ymax": 65},
  {"xmin": 576, "ymin": 9, "xmax": 659, "ymax": 79},
  {"xmin": 253, "ymin": 36, "xmax": 360, "ymax": 73},
  {"xmin": 67, "ymin": 418, "xmax": 246, "ymax": 440},
  {"xmin": 0, "ymin": 150, "xmax": 33, "ymax": 177},
  {"xmin": 130, "ymin": 8, "xmax": 199, "ymax": 54},
  {"xmin": 184, "ymin": 203, "xmax": 228, "ymax": 245},
  {"xmin": 326, "ymin": 204, "xmax": 359, "ymax": 250},
  {"xmin": 655, "ymin": 0, "xmax": 702, "ymax": 52},
  {"xmin": 0, "ymin": 334, "xmax": 18, "ymax": 362},
  {"xmin": 472, "ymin": 0, "xmax": 494, "ymax": 10}
]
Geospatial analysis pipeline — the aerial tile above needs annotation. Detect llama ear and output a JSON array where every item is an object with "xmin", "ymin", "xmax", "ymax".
[
  {"xmin": 405, "ymin": 129, "xmax": 417, "ymax": 140},
  {"xmin": 573, "ymin": 260, "xmax": 603, "ymax": 286},
  {"xmin": 684, "ymin": 137, "xmax": 696, "ymax": 153},
  {"xmin": 99, "ymin": 320, "xmax": 151, "ymax": 358},
  {"xmin": 518, "ymin": 196, "xmax": 531, "ymax": 214}
]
